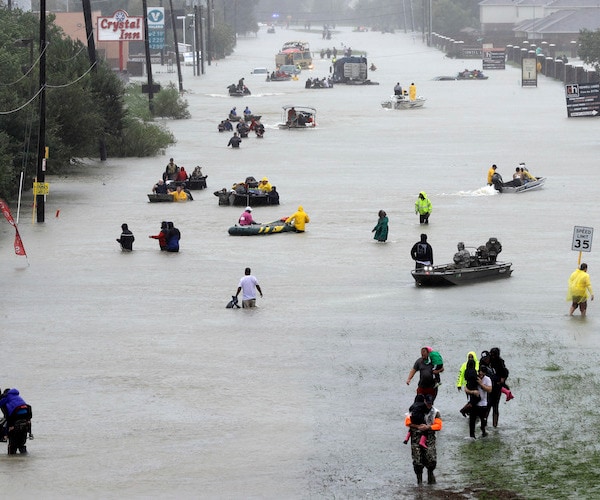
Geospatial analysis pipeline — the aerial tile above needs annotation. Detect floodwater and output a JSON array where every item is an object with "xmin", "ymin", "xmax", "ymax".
[{"xmin": 2, "ymin": 26, "xmax": 600, "ymax": 499}]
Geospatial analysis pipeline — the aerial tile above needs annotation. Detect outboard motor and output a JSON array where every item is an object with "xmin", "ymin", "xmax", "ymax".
[
  {"xmin": 485, "ymin": 238, "xmax": 502, "ymax": 263},
  {"xmin": 491, "ymin": 173, "xmax": 504, "ymax": 192}
]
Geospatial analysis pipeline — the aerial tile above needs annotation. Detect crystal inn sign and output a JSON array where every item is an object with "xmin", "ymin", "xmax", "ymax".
[
  {"xmin": 98, "ymin": 10, "xmax": 144, "ymax": 41},
  {"xmin": 97, "ymin": 10, "xmax": 144, "ymax": 70}
]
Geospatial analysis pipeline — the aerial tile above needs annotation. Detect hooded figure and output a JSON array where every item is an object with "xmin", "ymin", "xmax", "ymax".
[
  {"xmin": 258, "ymin": 177, "xmax": 272, "ymax": 192},
  {"xmin": 166, "ymin": 222, "xmax": 180, "ymax": 252},
  {"xmin": 285, "ymin": 205, "xmax": 310, "ymax": 232},
  {"xmin": 456, "ymin": 351, "xmax": 479, "ymax": 390},
  {"xmin": 415, "ymin": 192, "xmax": 432, "ymax": 224},
  {"xmin": 410, "ymin": 234, "xmax": 433, "ymax": 269},
  {"xmin": 116, "ymin": 223, "xmax": 135, "ymax": 251}
]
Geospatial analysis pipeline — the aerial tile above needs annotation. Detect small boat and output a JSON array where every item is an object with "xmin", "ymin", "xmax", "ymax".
[
  {"xmin": 277, "ymin": 105, "xmax": 317, "ymax": 129},
  {"xmin": 492, "ymin": 174, "xmax": 545, "ymax": 193},
  {"xmin": 186, "ymin": 176, "xmax": 208, "ymax": 190},
  {"xmin": 228, "ymin": 219, "xmax": 296, "ymax": 236},
  {"xmin": 456, "ymin": 70, "xmax": 488, "ymax": 80},
  {"xmin": 228, "ymin": 84, "xmax": 251, "ymax": 97},
  {"xmin": 412, "ymin": 261, "xmax": 513, "ymax": 286},
  {"xmin": 381, "ymin": 94, "xmax": 426, "ymax": 110},
  {"xmin": 147, "ymin": 192, "xmax": 194, "ymax": 203},
  {"xmin": 412, "ymin": 237, "xmax": 512, "ymax": 286}
]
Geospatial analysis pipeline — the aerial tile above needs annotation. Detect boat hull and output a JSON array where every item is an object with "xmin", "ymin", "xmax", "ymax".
[
  {"xmin": 412, "ymin": 262, "xmax": 513, "ymax": 286},
  {"xmin": 381, "ymin": 96, "xmax": 426, "ymax": 109},
  {"xmin": 228, "ymin": 220, "xmax": 296, "ymax": 236},
  {"xmin": 496, "ymin": 177, "xmax": 545, "ymax": 194}
]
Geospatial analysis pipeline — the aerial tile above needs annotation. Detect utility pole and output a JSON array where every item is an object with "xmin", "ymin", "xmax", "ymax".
[
  {"xmin": 199, "ymin": 4, "xmax": 205, "ymax": 75},
  {"xmin": 206, "ymin": 0, "xmax": 212, "ymax": 65},
  {"xmin": 36, "ymin": 0, "xmax": 47, "ymax": 223},
  {"xmin": 168, "ymin": 0, "xmax": 184, "ymax": 91},
  {"xmin": 142, "ymin": 0, "xmax": 156, "ymax": 112}
]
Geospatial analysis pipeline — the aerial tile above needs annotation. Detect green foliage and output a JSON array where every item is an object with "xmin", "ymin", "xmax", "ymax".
[
  {"xmin": 0, "ymin": 9, "xmax": 177, "ymax": 200},
  {"xmin": 212, "ymin": 22, "xmax": 237, "ymax": 59},
  {"xmin": 114, "ymin": 116, "xmax": 176, "ymax": 157},
  {"xmin": 152, "ymin": 83, "xmax": 190, "ymax": 119},
  {"xmin": 578, "ymin": 29, "xmax": 600, "ymax": 72}
]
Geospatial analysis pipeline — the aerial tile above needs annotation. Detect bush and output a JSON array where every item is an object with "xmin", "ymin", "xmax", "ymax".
[
  {"xmin": 109, "ymin": 117, "xmax": 176, "ymax": 157},
  {"xmin": 152, "ymin": 83, "xmax": 190, "ymax": 119}
]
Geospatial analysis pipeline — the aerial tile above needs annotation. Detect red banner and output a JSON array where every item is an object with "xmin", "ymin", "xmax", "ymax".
[{"xmin": 0, "ymin": 198, "xmax": 27, "ymax": 256}]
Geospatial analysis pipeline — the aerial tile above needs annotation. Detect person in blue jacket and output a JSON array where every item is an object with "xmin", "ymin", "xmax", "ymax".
[
  {"xmin": 166, "ymin": 222, "xmax": 181, "ymax": 252},
  {"xmin": 0, "ymin": 388, "xmax": 32, "ymax": 455}
]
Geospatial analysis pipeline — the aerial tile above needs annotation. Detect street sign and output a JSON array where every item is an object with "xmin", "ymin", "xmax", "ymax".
[
  {"xmin": 33, "ymin": 182, "xmax": 49, "ymax": 195},
  {"xmin": 522, "ymin": 58, "xmax": 537, "ymax": 87},
  {"xmin": 142, "ymin": 83, "xmax": 161, "ymax": 93},
  {"xmin": 482, "ymin": 48, "xmax": 506, "ymax": 70},
  {"xmin": 565, "ymin": 83, "xmax": 600, "ymax": 117},
  {"xmin": 572, "ymin": 226, "xmax": 593, "ymax": 252}
]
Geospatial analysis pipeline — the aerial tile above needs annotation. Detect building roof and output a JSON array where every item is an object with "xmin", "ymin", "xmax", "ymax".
[{"xmin": 514, "ymin": 8, "xmax": 600, "ymax": 33}]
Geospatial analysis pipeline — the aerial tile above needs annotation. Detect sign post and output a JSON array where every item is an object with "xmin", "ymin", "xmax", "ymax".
[{"xmin": 572, "ymin": 225, "xmax": 593, "ymax": 265}]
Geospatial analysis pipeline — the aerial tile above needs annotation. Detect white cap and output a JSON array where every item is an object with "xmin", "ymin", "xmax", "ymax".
[{"xmin": 245, "ymin": 206, "xmax": 252, "ymax": 211}]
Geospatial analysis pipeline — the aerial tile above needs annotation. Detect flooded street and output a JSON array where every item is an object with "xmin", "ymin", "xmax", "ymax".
[{"xmin": 2, "ymin": 25, "xmax": 600, "ymax": 499}]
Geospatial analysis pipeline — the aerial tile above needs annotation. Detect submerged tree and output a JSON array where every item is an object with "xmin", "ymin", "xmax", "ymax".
[{"xmin": 578, "ymin": 29, "xmax": 600, "ymax": 72}]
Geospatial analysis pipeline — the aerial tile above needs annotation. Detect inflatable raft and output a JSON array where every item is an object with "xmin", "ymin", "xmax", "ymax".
[{"xmin": 228, "ymin": 219, "xmax": 296, "ymax": 236}]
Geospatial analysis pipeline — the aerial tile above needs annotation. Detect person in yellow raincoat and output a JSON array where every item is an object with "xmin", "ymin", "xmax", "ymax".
[
  {"xmin": 409, "ymin": 82, "xmax": 417, "ymax": 101},
  {"xmin": 168, "ymin": 185, "xmax": 188, "ymax": 201},
  {"xmin": 415, "ymin": 192, "xmax": 432, "ymax": 224},
  {"xmin": 285, "ymin": 206, "xmax": 310, "ymax": 232},
  {"xmin": 257, "ymin": 177, "xmax": 272, "ymax": 192},
  {"xmin": 487, "ymin": 164, "xmax": 497, "ymax": 185},
  {"xmin": 567, "ymin": 263, "xmax": 594, "ymax": 316}
]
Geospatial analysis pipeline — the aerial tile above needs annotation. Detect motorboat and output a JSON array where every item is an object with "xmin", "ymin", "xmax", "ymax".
[
  {"xmin": 227, "ymin": 84, "xmax": 251, "ymax": 97},
  {"xmin": 214, "ymin": 177, "xmax": 280, "ymax": 207},
  {"xmin": 412, "ymin": 237, "xmax": 512, "ymax": 286},
  {"xmin": 381, "ymin": 94, "xmax": 426, "ymax": 110},
  {"xmin": 412, "ymin": 261, "xmax": 513, "ymax": 286},
  {"xmin": 277, "ymin": 105, "xmax": 316, "ymax": 129},
  {"xmin": 228, "ymin": 219, "xmax": 296, "ymax": 236},
  {"xmin": 492, "ymin": 173, "xmax": 545, "ymax": 193}
]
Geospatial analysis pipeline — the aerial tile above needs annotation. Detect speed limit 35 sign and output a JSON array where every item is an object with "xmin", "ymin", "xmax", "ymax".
[{"xmin": 572, "ymin": 226, "xmax": 593, "ymax": 252}]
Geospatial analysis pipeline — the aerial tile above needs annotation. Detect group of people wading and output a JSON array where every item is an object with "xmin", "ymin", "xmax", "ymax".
[{"xmin": 404, "ymin": 346, "xmax": 513, "ymax": 484}]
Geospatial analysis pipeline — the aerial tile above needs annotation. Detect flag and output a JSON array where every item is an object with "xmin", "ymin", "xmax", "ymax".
[{"xmin": 0, "ymin": 198, "xmax": 27, "ymax": 256}]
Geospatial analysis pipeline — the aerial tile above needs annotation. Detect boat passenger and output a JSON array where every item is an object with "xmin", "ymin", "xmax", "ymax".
[
  {"xmin": 268, "ymin": 186, "xmax": 280, "ymax": 205},
  {"xmin": 520, "ymin": 166, "xmax": 537, "ymax": 182},
  {"xmin": 230, "ymin": 107, "xmax": 237, "ymax": 117},
  {"xmin": 512, "ymin": 167, "xmax": 522, "ymax": 180},
  {"xmin": 168, "ymin": 184, "xmax": 188, "ymax": 201},
  {"xmin": 394, "ymin": 82, "xmax": 403, "ymax": 96},
  {"xmin": 153, "ymin": 179, "xmax": 168, "ymax": 194},
  {"xmin": 453, "ymin": 242, "xmax": 471, "ymax": 268},
  {"xmin": 305, "ymin": 78, "xmax": 312, "ymax": 88},
  {"xmin": 487, "ymin": 164, "xmax": 497, "ymax": 186},
  {"xmin": 239, "ymin": 207, "xmax": 258, "ymax": 226},
  {"xmin": 287, "ymin": 107, "xmax": 297, "ymax": 126},
  {"xmin": 243, "ymin": 106, "xmax": 252, "ymax": 116},
  {"xmin": 285, "ymin": 205, "xmax": 310, "ymax": 232},
  {"xmin": 164, "ymin": 158, "xmax": 179, "ymax": 181},
  {"xmin": 176, "ymin": 166, "xmax": 188, "ymax": 182},
  {"xmin": 258, "ymin": 177, "xmax": 272, "ymax": 192},
  {"xmin": 191, "ymin": 166, "xmax": 203, "ymax": 179},
  {"xmin": 409, "ymin": 83, "xmax": 417, "ymax": 101}
]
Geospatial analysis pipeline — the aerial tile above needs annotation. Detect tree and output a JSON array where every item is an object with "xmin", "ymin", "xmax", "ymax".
[{"xmin": 578, "ymin": 29, "xmax": 600, "ymax": 73}]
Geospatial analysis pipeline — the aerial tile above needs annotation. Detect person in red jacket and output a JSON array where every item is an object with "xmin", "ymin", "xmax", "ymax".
[{"xmin": 149, "ymin": 221, "xmax": 168, "ymax": 250}]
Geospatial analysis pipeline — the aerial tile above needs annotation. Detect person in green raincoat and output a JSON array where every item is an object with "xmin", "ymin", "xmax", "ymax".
[{"xmin": 372, "ymin": 210, "xmax": 389, "ymax": 242}]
